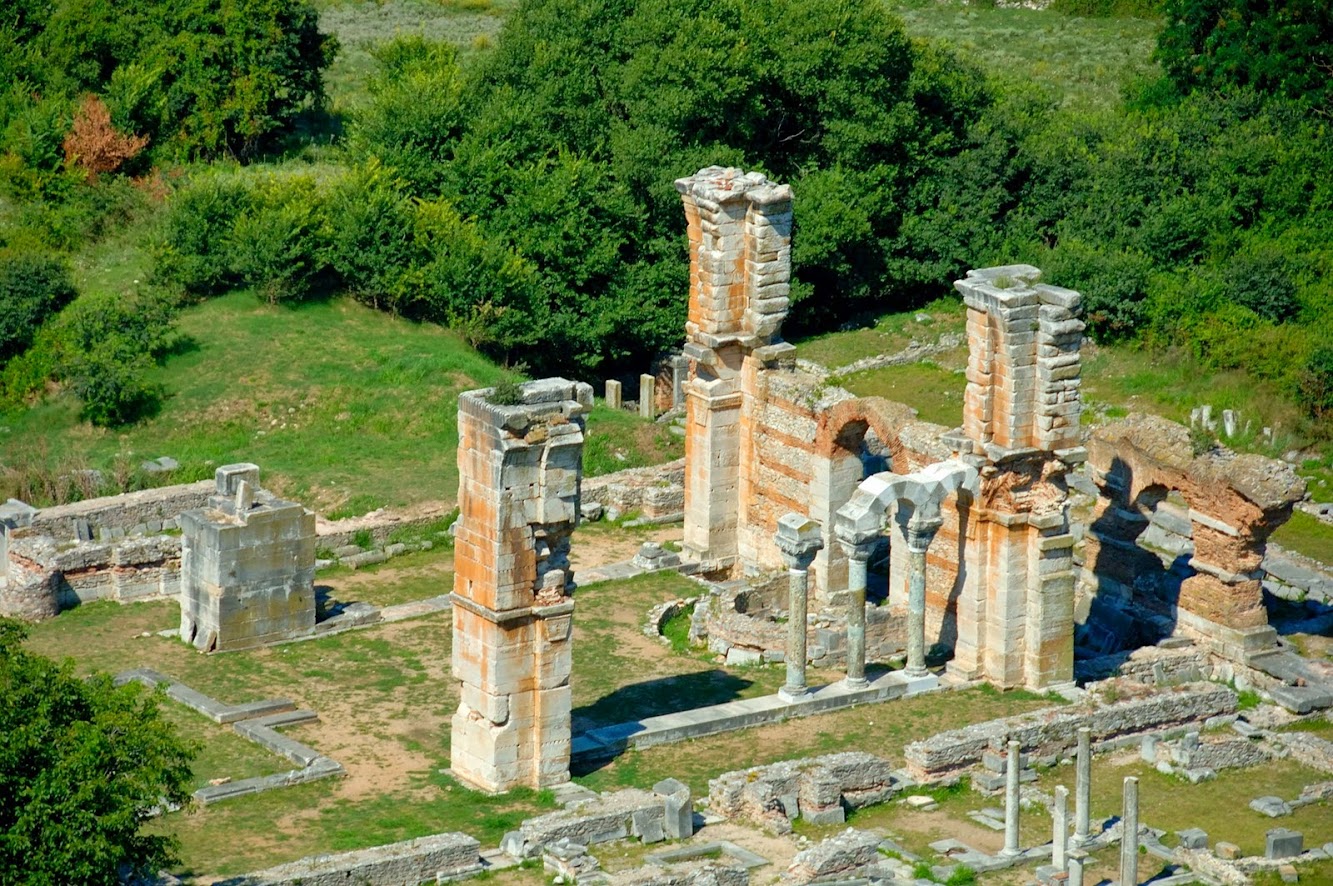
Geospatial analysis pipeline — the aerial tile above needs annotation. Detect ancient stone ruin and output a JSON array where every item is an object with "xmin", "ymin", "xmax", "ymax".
[
  {"xmin": 178, "ymin": 464, "xmax": 317, "ymax": 653},
  {"xmin": 449, "ymin": 378, "xmax": 593, "ymax": 793}
]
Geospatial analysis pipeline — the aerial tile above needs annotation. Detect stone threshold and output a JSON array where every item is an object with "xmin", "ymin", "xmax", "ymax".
[{"xmin": 572, "ymin": 670, "xmax": 939, "ymax": 763}]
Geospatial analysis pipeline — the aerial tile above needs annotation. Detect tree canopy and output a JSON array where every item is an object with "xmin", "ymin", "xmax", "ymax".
[{"xmin": 0, "ymin": 620, "xmax": 194, "ymax": 883}]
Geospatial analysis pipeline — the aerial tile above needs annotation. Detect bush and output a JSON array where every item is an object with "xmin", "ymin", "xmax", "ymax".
[
  {"xmin": 325, "ymin": 161, "xmax": 417, "ymax": 306},
  {"xmin": 227, "ymin": 175, "xmax": 329, "ymax": 303},
  {"xmin": 47, "ymin": 289, "xmax": 179, "ymax": 426},
  {"xmin": 0, "ymin": 251, "xmax": 77, "ymax": 360},
  {"xmin": 153, "ymin": 175, "xmax": 253, "ymax": 296}
]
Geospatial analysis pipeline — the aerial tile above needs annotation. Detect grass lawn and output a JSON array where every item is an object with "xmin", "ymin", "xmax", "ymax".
[
  {"xmin": 1035, "ymin": 753, "xmax": 1332, "ymax": 857},
  {"xmin": 0, "ymin": 286, "xmax": 674, "ymax": 513},
  {"xmin": 889, "ymin": 0, "xmax": 1161, "ymax": 110},
  {"xmin": 158, "ymin": 702, "xmax": 293, "ymax": 791},
  {"xmin": 792, "ymin": 296, "xmax": 965, "ymax": 370},
  {"xmin": 836, "ymin": 359, "xmax": 968, "ymax": 429},
  {"xmin": 1272, "ymin": 510, "xmax": 1333, "ymax": 566}
]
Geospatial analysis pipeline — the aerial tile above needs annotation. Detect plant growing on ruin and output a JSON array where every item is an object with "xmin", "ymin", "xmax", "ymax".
[{"xmin": 489, "ymin": 380, "xmax": 524, "ymax": 406}]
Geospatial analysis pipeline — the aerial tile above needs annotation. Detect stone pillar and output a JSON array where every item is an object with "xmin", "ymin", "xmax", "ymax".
[
  {"xmin": 1053, "ymin": 784, "xmax": 1069, "ymax": 870},
  {"xmin": 1067, "ymin": 850, "xmax": 1087, "ymax": 886},
  {"xmin": 775, "ymin": 514, "xmax": 823, "ymax": 702},
  {"xmin": 676, "ymin": 167, "xmax": 793, "ymax": 568},
  {"xmin": 605, "ymin": 379, "xmax": 622, "ymax": 410},
  {"xmin": 671, "ymin": 355, "xmax": 688, "ymax": 409},
  {"xmin": 639, "ymin": 374, "xmax": 656, "ymax": 420},
  {"xmin": 1120, "ymin": 776, "xmax": 1139, "ymax": 886},
  {"xmin": 450, "ymin": 379, "xmax": 593, "ymax": 793},
  {"xmin": 838, "ymin": 535, "xmax": 875, "ymax": 688},
  {"xmin": 1003, "ymin": 739, "xmax": 1022, "ymax": 856},
  {"xmin": 1074, "ymin": 727, "xmax": 1091, "ymax": 846},
  {"xmin": 178, "ymin": 464, "xmax": 316, "ymax": 653},
  {"xmin": 905, "ymin": 511, "xmax": 943, "ymax": 677}
]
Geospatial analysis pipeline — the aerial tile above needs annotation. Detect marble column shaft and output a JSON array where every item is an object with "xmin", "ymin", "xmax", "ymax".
[
  {"xmin": 845, "ymin": 552, "xmax": 868, "ymax": 687},
  {"xmin": 1074, "ymin": 727, "xmax": 1091, "ymax": 845},
  {"xmin": 1067, "ymin": 850, "xmax": 1087, "ymax": 886},
  {"xmin": 1053, "ymin": 784, "xmax": 1069, "ymax": 870},
  {"xmin": 1003, "ymin": 739, "xmax": 1021, "ymax": 856},
  {"xmin": 904, "ymin": 514, "xmax": 942, "ymax": 676},
  {"xmin": 1120, "ymin": 776, "xmax": 1139, "ymax": 886}
]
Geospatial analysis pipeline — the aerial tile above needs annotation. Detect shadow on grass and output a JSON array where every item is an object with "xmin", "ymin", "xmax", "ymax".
[{"xmin": 571, "ymin": 668, "xmax": 757, "ymax": 735}]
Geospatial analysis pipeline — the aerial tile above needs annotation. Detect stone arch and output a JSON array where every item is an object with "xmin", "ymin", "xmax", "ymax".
[{"xmin": 807, "ymin": 398, "xmax": 917, "ymax": 604}]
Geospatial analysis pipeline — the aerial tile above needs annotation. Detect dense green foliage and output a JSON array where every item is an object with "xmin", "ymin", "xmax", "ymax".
[
  {"xmin": 0, "ymin": 252, "xmax": 77, "ymax": 360},
  {"xmin": 0, "ymin": 620, "xmax": 193, "ymax": 883},
  {"xmin": 1157, "ymin": 0, "xmax": 1333, "ymax": 115},
  {"xmin": 0, "ymin": 0, "xmax": 337, "ymax": 172}
]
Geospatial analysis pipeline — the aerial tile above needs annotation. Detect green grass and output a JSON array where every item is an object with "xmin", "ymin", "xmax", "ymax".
[
  {"xmin": 1272, "ymin": 510, "xmax": 1333, "ymax": 565},
  {"xmin": 583, "ymin": 402, "xmax": 683, "ymax": 477},
  {"xmin": 1, "ymin": 289, "xmax": 671, "ymax": 512},
  {"xmin": 889, "ymin": 0, "xmax": 1162, "ymax": 109},
  {"xmin": 792, "ymin": 296, "xmax": 965, "ymax": 369},
  {"xmin": 835, "ymin": 360, "xmax": 967, "ymax": 428},
  {"xmin": 158, "ymin": 702, "xmax": 291, "ymax": 791}
]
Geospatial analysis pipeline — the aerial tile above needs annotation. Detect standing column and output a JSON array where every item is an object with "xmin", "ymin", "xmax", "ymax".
[
  {"xmin": 775, "ymin": 514, "xmax": 823, "ymax": 702},
  {"xmin": 838, "ymin": 534, "xmax": 876, "ymax": 688},
  {"xmin": 1074, "ymin": 727, "xmax": 1091, "ymax": 846},
  {"xmin": 1120, "ymin": 776, "xmax": 1139, "ymax": 886},
  {"xmin": 1003, "ymin": 739, "xmax": 1022, "ymax": 856},
  {"xmin": 904, "ymin": 511, "xmax": 943, "ymax": 676},
  {"xmin": 1053, "ymin": 784, "xmax": 1069, "ymax": 870},
  {"xmin": 1067, "ymin": 850, "xmax": 1087, "ymax": 886}
]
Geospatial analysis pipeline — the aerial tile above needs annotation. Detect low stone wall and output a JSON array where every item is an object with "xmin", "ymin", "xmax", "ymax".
[
  {"xmin": 1073, "ymin": 643, "xmax": 1211, "ymax": 685},
  {"xmin": 786, "ymin": 829, "xmax": 881, "ymax": 884},
  {"xmin": 506, "ymin": 789, "xmax": 669, "ymax": 858},
  {"xmin": 225, "ymin": 832, "xmax": 481, "ymax": 886},
  {"xmin": 903, "ymin": 684, "xmax": 1238, "ymax": 779},
  {"xmin": 1, "ymin": 532, "xmax": 180, "ymax": 620},
  {"xmin": 1264, "ymin": 544, "xmax": 1333, "ymax": 605},
  {"xmin": 709, "ymin": 751, "xmax": 898, "ymax": 829},
  {"xmin": 610, "ymin": 863, "xmax": 747, "ymax": 886},
  {"xmin": 582, "ymin": 459, "xmax": 686, "ymax": 521},
  {"xmin": 30, "ymin": 480, "xmax": 213, "ymax": 540}
]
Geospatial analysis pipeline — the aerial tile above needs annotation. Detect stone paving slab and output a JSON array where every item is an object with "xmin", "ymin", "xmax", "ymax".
[
  {"xmin": 646, "ymin": 841, "xmax": 770, "ymax": 870},
  {"xmin": 115, "ymin": 668, "xmax": 296, "ymax": 724},
  {"xmin": 573, "ymin": 671, "xmax": 938, "ymax": 762}
]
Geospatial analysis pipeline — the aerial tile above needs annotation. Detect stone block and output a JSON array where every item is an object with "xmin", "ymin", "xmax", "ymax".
[
  {"xmin": 1215, "ymin": 842, "xmax": 1241, "ymax": 860},
  {"xmin": 1251, "ymin": 796, "xmax": 1292, "ymax": 817},
  {"xmin": 1266, "ymin": 828, "xmax": 1303, "ymax": 860},
  {"xmin": 1176, "ymin": 828, "xmax": 1208, "ymax": 850},
  {"xmin": 632, "ymin": 809, "xmax": 665, "ymax": 844}
]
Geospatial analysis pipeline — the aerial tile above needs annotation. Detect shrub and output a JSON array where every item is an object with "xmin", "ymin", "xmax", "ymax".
[
  {"xmin": 325, "ymin": 161, "xmax": 417, "ymax": 306},
  {"xmin": 153, "ymin": 175, "xmax": 253, "ymax": 295},
  {"xmin": 61, "ymin": 94, "xmax": 147, "ymax": 180},
  {"xmin": 0, "ymin": 251, "xmax": 77, "ymax": 360},
  {"xmin": 227, "ymin": 174, "xmax": 329, "ymax": 303}
]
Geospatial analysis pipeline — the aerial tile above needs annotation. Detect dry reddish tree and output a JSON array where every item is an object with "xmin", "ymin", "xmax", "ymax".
[{"xmin": 62, "ymin": 95, "xmax": 149, "ymax": 180}]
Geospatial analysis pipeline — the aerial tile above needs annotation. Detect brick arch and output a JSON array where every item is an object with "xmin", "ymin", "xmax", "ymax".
[{"xmin": 815, "ymin": 397, "xmax": 918, "ymax": 462}]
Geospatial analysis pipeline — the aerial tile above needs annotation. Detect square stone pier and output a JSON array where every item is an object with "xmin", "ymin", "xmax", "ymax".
[
  {"xmin": 178, "ymin": 464, "xmax": 316, "ymax": 653},
  {"xmin": 450, "ymin": 378, "xmax": 593, "ymax": 793}
]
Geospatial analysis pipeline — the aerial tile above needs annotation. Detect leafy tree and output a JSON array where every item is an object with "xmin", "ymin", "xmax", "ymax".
[
  {"xmin": 1157, "ymin": 0, "xmax": 1333, "ymax": 114},
  {"xmin": 0, "ymin": 619, "xmax": 194, "ymax": 883},
  {"xmin": 0, "ymin": 251, "xmax": 77, "ymax": 360}
]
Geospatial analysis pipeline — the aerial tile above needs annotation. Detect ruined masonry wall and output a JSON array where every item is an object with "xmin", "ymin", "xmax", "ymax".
[
  {"xmin": 28, "ymin": 480, "xmax": 213, "ymax": 540},
  {"xmin": 903, "ymin": 683, "xmax": 1237, "ymax": 779},
  {"xmin": 0, "ymin": 533, "xmax": 180, "ymax": 620},
  {"xmin": 451, "ymin": 379, "xmax": 592, "ymax": 793},
  {"xmin": 237, "ymin": 832, "xmax": 480, "ymax": 886}
]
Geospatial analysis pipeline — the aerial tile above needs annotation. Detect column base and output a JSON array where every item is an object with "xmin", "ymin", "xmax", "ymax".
[
  {"xmin": 903, "ymin": 665, "xmax": 929, "ymax": 679},
  {"xmin": 999, "ymin": 848, "xmax": 1023, "ymax": 859},
  {"xmin": 842, "ymin": 677, "xmax": 869, "ymax": 690},
  {"xmin": 778, "ymin": 686, "xmax": 809, "ymax": 703}
]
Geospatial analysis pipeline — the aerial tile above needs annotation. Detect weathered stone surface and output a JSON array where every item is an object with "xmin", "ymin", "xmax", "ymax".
[
  {"xmin": 226, "ymin": 831, "xmax": 480, "ymax": 885},
  {"xmin": 709, "ymin": 751, "xmax": 895, "ymax": 825},
  {"xmin": 608, "ymin": 862, "xmax": 748, "ymax": 886},
  {"xmin": 450, "ymin": 379, "xmax": 591, "ymax": 793},
  {"xmin": 903, "ymin": 685, "xmax": 1237, "ymax": 778},
  {"xmin": 786, "ymin": 828, "xmax": 881, "ymax": 883},
  {"xmin": 179, "ymin": 465, "xmax": 316, "ymax": 653},
  {"xmin": 1266, "ymin": 827, "xmax": 1304, "ymax": 860},
  {"xmin": 514, "ymin": 789, "xmax": 663, "ymax": 857}
]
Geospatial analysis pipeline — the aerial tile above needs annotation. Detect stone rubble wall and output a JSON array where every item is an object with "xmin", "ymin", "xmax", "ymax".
[
  {"xmin": 1073, "ymin": 643, "xmax": 1211, "ymax": 685},
  {"xmin": 786, "ymin": 828, "xmax": 882, "ymax": 884},
  {"xmin": 708, "ymin": 751, "xmax": 897, "ymax": 827},
  {"xmin": 609, "ymin": 862, "xmax": 748, "ymax": 886},
  {"xmin": 903, "ymin": 683, "xmax": 1238, "ymax": 779},
  {"xmin": 224, "ymin": 832, "xmax": 481, "ymax": 886},
  {"xmin": 581, "ymin": 459, "xmax": 687, "ymax": 521},
  {"xmin": 1078, "ymin": 414, "xmax": 1305, "ymax": 657},
  {"xmin": 1263, "ymin": 543, "xmax": 1333, "ymax": 606},
  {"xmin": 1172, "ymin": 735, "xmax": 1270, "ymax": 771},
  {"xmin": 0, "ymin": 532, "xmax": 181, "ymax": 620},
  {"xmin": 510, "ymin": 789, "xmax": 665, "ymax": 857}
]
